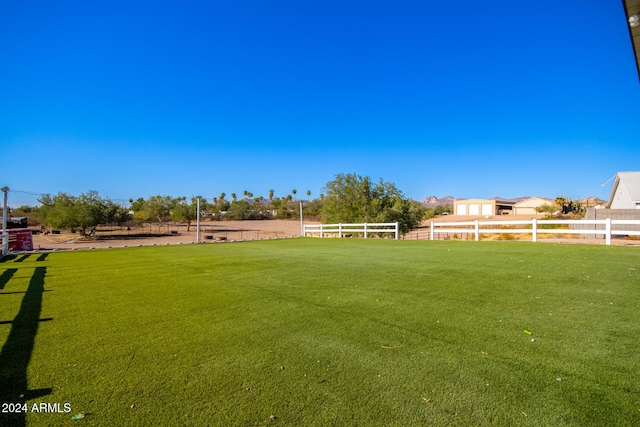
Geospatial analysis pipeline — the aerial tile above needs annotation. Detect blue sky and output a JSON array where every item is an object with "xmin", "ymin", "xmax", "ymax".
[{"xmin": 1, "ymin": 0, "xmax": 638, "ymax": 207}]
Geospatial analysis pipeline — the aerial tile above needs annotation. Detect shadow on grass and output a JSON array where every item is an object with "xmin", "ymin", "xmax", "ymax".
[
  {"xmin": 0, "ymin": 266, "xmax": 52, "ymax": 427},
  {"xmin": 0, "ymin": 268, "xmax": 17, "ymax": 291}
]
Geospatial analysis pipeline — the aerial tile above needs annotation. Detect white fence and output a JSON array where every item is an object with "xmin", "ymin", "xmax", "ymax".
[
  {"xmin": 304, "ymin": 222, "xmax": 399, "ymax": 240},
  {"xmin": 1, "ymin": 232, "xmax": 8, "ymax": 256},
  {"xmin": 430, "ymin": 218, "xmax": 640, "ymax": 245}
]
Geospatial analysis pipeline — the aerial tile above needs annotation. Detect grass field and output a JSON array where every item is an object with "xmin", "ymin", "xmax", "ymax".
[{"xmin": 1, "ymin": 239, "xmax": 639, "ymax": 426}]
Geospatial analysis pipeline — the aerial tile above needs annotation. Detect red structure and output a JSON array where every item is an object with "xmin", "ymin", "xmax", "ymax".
[{"xmin": 7, "ymin": 228, "xmax": 34, "ymax": 252}]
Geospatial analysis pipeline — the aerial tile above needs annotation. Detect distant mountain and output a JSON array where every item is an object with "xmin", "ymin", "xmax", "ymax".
[
  {"xmin": 421, "ymin": 196, "xmax": 454, "ymax": 207},
  {"xmin": 579, "ymin": 196, "xmax": 606, "ymax": 207}
]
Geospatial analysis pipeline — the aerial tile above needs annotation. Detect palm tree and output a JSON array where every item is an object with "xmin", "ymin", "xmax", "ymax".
[
  {"xmin": 291, "ymin": 189, "xmax": 297, "ymax": 200},
  {"xmin": 306, "ymin": 190, "xmax": 311, "ymax": 200},
  {"xmin": 269, "ymin": 189, "xmax": 275, "ymax": 214},
  {"xmin": 231, "ymin": 193, "xmax": 237, "ymax": 202}
]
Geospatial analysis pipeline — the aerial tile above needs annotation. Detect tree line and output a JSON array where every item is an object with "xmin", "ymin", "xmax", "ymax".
[{"xmin": 11, "ymin": 174, "xmax": 429, "ymax": 236}]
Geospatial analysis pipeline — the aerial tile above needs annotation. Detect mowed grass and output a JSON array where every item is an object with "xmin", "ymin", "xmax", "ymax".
[{"xmin": 1, "ymin": 239, "xmax": 639, "ymax": 426}]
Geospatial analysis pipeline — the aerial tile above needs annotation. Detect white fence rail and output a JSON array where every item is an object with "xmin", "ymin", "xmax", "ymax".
[
  {"xmin": 304, "ymin": 222, "xmax": 399, "ymax": 240},
  {"xmin": 430, "ymin": 218, "xmax": 640, "ymax": 245}
]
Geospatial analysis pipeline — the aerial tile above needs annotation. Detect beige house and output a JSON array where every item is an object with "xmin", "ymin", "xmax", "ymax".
[
  {"xmin": 513, "ymin": 197, "xmax": 554, "ymax": 216},
  {"xmin": 453, "ymin": 199, "xmax": 514, "ymax": 216}
]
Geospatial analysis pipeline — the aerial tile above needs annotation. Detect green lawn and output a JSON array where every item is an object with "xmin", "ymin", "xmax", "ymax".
[{"xmin": 1, "ymin": 239, "xmax": 639, "ymax": 426}]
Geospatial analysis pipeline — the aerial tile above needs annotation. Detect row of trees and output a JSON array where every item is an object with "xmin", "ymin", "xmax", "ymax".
[{"xmin": 14, "ymin": 174, "xmax": 429, "ymax": 236}]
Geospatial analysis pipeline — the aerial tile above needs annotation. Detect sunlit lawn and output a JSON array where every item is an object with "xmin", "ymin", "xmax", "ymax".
[{"xmin": 1, "ymin": 239, "xmax": 639, "ymax": 426}]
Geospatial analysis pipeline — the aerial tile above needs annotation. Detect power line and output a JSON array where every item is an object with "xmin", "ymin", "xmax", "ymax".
[{"xmin": 10, "ymin": 190, "xmax": 45, "ymax": 196}]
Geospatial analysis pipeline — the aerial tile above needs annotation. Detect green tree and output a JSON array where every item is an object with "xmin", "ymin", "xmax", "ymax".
[
  {"xmin": 129, "ymin": 197, "xmax": 146, "ymax": 214},
  {"xmin": 37, "ymin": 191, "xmax": 130, "ymax": 236},
  {"xmin": 226, "ymin": 199, "xmax": 256, "ymax": 220},
  {"xmin": 321, "ymin": 173, "xmax": 424, "ymax": 235},
  {"xmin": 141, "ymin": 195, "xmax": 176, "ymax": 225},
  {"xmin": 535, "ymin": 203, "xmax": 557, "ymax": 217},
  {"xmin": 171, "ymin": 197, "xmax": 204, "ymax": 231}
]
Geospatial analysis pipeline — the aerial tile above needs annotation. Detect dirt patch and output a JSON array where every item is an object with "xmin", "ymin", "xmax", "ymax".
[{"xmin": 31, "ymin": 220, "xmax": 313, "ymax": 251}]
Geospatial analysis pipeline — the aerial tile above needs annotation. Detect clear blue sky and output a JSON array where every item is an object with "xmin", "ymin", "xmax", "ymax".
[{"xmin": 2, "ymin": 0, "xmax": 638, "ymax": 207}]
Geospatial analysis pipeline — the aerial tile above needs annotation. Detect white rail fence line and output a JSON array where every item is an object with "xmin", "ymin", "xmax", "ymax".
[
  {"xmin": 303, "ymin": 222, "xmax": 399, "ymax": 240},
  {"xmin": 430, "ymin": 219, "xmax": 640, "ymax": 246}
]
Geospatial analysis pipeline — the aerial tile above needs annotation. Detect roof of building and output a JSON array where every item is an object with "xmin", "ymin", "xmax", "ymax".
[
  {"xmin": 513, "ymin": 197, "xmax": 553, "ymax": 206},
  {"xmin": 624, "ymin": 0, "xmax": 640, "ymax": 81},
  {"xmin": 608, "ymin": 171, "xmax": 640, "ymax": 206}
]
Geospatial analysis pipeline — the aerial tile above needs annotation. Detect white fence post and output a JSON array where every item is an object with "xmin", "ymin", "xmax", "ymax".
[
  {"xmin": 339, "ymin": 223, "xmax": 342, "ymax": 238},
  {"xmin": 605, "ymin": 217, "xmax": 611, "ymax": 246},
  {"xmin": 364, "ymin": 222, "xmax": 368, "ymax": 239},
  {"xmin": 1, "ymin": 233, "xmax": 8, "ymax": 257},
  {"xmin": 474, "ymin": 220, "xmax": 479, "ymax": 241},
  {"xmin": 532, "ymin": 218, "xmax": 537, "ymax": 242},
  {"xmin": 395, "ymin": 222, "xmax": 399, "ymax": 240},
  {"xmin": 320, "ymin": 224, "xmax": 324, "ymax": 238},
  {"xmin": 430, "ymin": 221, "xmax": 434, "ymax": 241}
]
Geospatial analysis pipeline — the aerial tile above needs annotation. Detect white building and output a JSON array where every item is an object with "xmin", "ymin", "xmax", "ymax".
[
  {"xmin": 513, "ymin": 197, "xmax": 555, "ymax": 216},
  {"xmin": 453, "ymin": 199, "xmax": 514, "ymax": 216},
  {"xmin": 607, "ymin": 172, "xmax": 640, "ymax": 209}
]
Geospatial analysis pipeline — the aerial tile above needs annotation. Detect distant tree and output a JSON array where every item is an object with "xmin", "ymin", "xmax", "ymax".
[
  {"xmin": 271, "ymin": 197, "xmax": 282, "ymax": 214},
  {"xmin": 141, "ymin": 195, "xmax": 176, "ymax": 225},
  {"xmin": 12, "ymin": 205, "xmax": 34, "ymax": 215},
  {"xmin": 37, "ymin": 191, "xmax": 130, "ymax": 236},
  {"xmin": 253, "ymin": 196, "xmax": 263, "ymax": 212},
  {"xmin": 436, "ymin": 204, "xmax": 452, "ymax": 215},
  {"xmin": 129, "ymin": 197, "xmax": 146, "ymax": 214},
  {"xmin": 291, "ymin": 189, "xmax": 297, "ymax": 200},
  {"xmin": 303, "ymin": 197, "xmax": 323, "ymax": 218},
  {"xmin": 535, "ymin": 203, "xmax": 557, "ymax": 217},
  {"xmin": 231, "ymin": 193, "xmax": 237, "ymax": 202},
  {"xmin": 226, "ymin": 199, "xmax": 257, "ymax": 220},
  {"xmin": 269, "ymin": 189, "xmax": 275, "ymax": 214},
  {"xmin": 321, "ymin": 173, "xmax": 425, "ymax": 235},
  {"xmin": 171, "ymin": 197, "xmax": 198, "ymax": 231},
  {"xmin": 306, "ymin": 190, "xmax": 311, "ymax": 200}
]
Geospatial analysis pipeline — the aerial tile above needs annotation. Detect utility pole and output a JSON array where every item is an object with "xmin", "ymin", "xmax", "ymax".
[
  {"xmin": 196, "ymin": 197, "xmax": 201, "ymax": 243},
  {"xmin": 299, "ymin": 200, "xmax": 304, "ymax": 237},
  {"xmin": 1, "ymin": 186, "xmax": 9, "ymax": 256}
]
